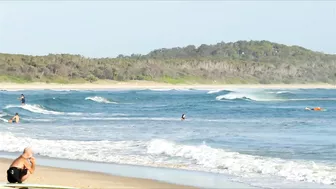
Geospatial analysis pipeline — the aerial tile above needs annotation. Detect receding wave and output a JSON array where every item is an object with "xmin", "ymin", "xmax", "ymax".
[
  {"xmin": 85, "ymin": 96, "xmax": 117, "ymax": 104},
  {"xmin": 5, "ymin": 104, "xmax": 82, "ymax": 115},
  {"xmin": 1, "ymin": 133, "xmax": 335, "ymax": 185}
]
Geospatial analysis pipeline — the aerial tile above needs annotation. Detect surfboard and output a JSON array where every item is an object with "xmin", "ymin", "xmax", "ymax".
[{"xmin": 0, "ymin": 183, "xmax": 77, "ymax": 189}]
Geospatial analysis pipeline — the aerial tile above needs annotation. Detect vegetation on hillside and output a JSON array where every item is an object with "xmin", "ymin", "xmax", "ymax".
[{"xmin": 1, "ymin": 40, "xmax": 336, "ymax": 84}]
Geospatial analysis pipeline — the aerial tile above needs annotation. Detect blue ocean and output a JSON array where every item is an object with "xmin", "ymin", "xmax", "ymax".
[{"xmin": 1, "ymin": 88, "xmax": 336, "ymax": 188}]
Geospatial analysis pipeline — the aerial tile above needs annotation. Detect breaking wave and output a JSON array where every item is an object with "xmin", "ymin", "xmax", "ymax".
[
  {"xmin": 216, "ymin": 92, "xmax": 265, "ymax": 101},
  {"xmin": 85, "ymin": 96, "xmax": 117, "ymax": 104},
  {"xmin": 4, "ymin": 104, "xmax": 82, "ymax": 115},
  {"xmin": 147, "ymin": 139, "xmax": 336, "ymax": 185},
  {"xmin": 1, "ymin": 133, "xmax": 336, "ymax": 185},
  {"xmin": 207, "ymin": 89, "xmax": 224, "ymax": 94}
]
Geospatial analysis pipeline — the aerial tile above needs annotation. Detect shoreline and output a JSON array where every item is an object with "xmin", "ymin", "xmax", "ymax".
[
  {"xmin": 0, "ymin": 158, "xmax": 195, "ymax": 189},
  {"xmin": 0, "ymin": 153, "xmax": 259, "ymax": 189},
  {"xmin": 0, "ymin": 81, "xmax": 336, "ymax": 90}
]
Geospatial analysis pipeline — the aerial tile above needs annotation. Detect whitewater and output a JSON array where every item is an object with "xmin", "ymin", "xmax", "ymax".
[{"xmin": 1, "ymin": 88, "xmax": 336, "ymax": 188}]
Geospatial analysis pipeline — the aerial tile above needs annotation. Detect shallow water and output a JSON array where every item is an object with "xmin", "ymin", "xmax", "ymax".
[{"xmin": 1, "ymin": 88, "xmax": 336, "ymax": 188}]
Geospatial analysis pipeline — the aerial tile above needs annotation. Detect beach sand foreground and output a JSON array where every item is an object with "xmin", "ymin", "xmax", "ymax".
[{"xmin": 0, "ymin": 158, "xmax": 194, "ymax": 189}]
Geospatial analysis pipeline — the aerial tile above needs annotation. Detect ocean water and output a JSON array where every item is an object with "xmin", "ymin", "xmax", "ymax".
[{"xmin": 1, "ymin": 88, "xmax": 336, "ymax": 188}]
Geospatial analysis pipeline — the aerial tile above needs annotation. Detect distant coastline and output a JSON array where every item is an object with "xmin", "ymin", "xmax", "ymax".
[
  {"xmin": 1, "ymin": 40, "xmax": 336, "ymax": 85},
  {"xmin": 1, "ymin": 81, "xmax": 335, "ymax": 90}
]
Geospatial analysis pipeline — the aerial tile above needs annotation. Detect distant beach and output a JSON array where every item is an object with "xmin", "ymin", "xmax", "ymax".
[{"xmin": 0, "ymin": 81, "xmax": 335, "ymax": 90}]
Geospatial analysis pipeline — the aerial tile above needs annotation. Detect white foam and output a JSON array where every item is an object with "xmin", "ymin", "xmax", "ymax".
[
  {"xmin": 216, "ymin": 92, "xmax": 258, "ymax": 101},
  {"xmin": 0, "ymin": 132, "xmax": 152, "ymax": 166},
  {"xmin": 215, "ymin": 90, "xmax": 287, "ymax": 101},
  {"xmin": 149, "ymin": 89, "xmax": 172, "ymax": 91},
  {"xmin": 0, "ymin": 133, "xmax": 335, "ymax": 186},
  {"xmin": 207, "ymin": 89, "xmax": 224, "ymax": 94},
  {"xmin": 5, "ymin": 104, "xmax": 82, "ymax": 115},
  {"xmin": 147, "ymin": 139, "xmax": 336, "ymax": 185},
  {"xmin": 276, "ymin": 91, "xmax": 290, "ymax": 94},
  {"xmin": 0, "ymin": 118, "xmax": 8, "ymax": 122},
  {"xmin": 85, "ymin": 96, "xmax": 117, "ymax": 104},
  {"xmin": 24, "ymin": 118, "xmax": 55, "ymax": 122},
  {"xmin": 0, "ymin": 112, "xmax": 7, "ymax": 117},
  {"xmin": 216, "ymin": 93, "xmax": 336, "ymax": 102}
]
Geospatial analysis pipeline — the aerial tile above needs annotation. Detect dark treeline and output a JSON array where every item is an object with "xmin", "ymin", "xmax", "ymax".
[{"xmin": 1, "ymin": 40, "xmax": 336, "ymax": 84}]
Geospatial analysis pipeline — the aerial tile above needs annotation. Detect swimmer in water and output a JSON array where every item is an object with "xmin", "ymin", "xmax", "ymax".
[
  {"xmin": 305, "ymin": 107, "xmax": 323, "ymax": 111},
  {"xmin": 181, "ymin": 113, "xmax": 186, "ymax": 121},
  {"xmin": 18, "ymin": 94, "xmax": 25, "ymax": 105},
  {"xmin": 8, "ymin": 113, "xmax": 20, "ymax": 123}
]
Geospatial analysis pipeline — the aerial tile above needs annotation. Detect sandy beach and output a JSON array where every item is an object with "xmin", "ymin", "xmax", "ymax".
[
  {"xmin": 0, "ymin": 158, "xmax": 194, "ymax": 189},
  {"xmin": 0, "ymin": 81, "xmax": 335, "ymax": 90}
]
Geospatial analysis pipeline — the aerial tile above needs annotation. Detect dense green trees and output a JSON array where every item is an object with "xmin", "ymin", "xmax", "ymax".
[{"xmin": 1, "ymin": 40, "xmax": 335, "ymax": 84}]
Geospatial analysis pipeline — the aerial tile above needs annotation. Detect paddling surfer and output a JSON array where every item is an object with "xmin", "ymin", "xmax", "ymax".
[
  {"xmin": 8, "ymin": 113, "xmax": 20, "ymax": 123},
  {"xmin": 305, "ymin": 107, "xmax": 323, "ymax": 111},
  {"xmin": 7, "ymin": 147, "xmax": 36, "ymax": 183}
]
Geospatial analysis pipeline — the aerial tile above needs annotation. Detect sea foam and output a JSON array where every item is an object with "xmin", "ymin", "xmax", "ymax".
[{"xmin": 1, "ymin": 132, "xmax": 335, "ymax": 185}]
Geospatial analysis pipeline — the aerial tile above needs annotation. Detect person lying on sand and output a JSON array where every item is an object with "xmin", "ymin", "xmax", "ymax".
[
  {"xmin": 7, "ymin": 147, "xmax": 36, "ymax": 183},
  {"xmin": 8, "ymin": 113, "xmax": 20, "ymax": 123},
  {"xmin": 305, "ymin": 107, "xmax": 323, "ymax": 111}
]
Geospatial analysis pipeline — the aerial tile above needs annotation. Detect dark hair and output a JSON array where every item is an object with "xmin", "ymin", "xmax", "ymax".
[
  {"xmin": 21, "ymin": 94, "xmax": 24, "ymax": 96},
  {"xmin": 15, "ymin": 113, "xmax": 18, "ymax": 115}
]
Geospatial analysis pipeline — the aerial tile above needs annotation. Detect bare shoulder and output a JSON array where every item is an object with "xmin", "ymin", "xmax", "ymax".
[{"xmin": 10, "ymin": 156, "xmax": 25, "ymax": 168}]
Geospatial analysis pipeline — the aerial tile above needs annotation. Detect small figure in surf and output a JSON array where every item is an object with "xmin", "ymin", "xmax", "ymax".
[
  {"xmin": 181, "ymin": 113, "xmax": 186, "ymax": 121},
  {"xmin": 7, "ymin": 147, "xmax": 36, "ymax": 183},
  {"xmin": 305, "ymin": 107, "xmax": 323, "ymax": 111},
  {"xmin": 8, "ymin": 113, "xmax": 20, "ymax": 123},
  {"xmin": 18, "ymin": 94, "xmax": 25, "ymax": 105}
]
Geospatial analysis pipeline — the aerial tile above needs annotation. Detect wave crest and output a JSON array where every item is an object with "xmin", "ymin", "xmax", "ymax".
[
  {"xmin": 216, "ymin": 92, "xmax": 258, "ymax": 101},
  {"xmin": 85, "ymin": 96, "xmax": 117, "ymax": 104},
  {"xmin": 207, "ymin": 89, "xmax": 224, "ymax": 94},
  {"xmin": 5, "ymin": 104, "xmax": 81, "ymax": 115}
]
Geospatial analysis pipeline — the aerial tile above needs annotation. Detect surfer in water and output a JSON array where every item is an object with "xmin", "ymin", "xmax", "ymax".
[
  {"xmin": 305, "ymin": 107, "xmax": 323, "ymax": 111},
  {"xmin": 181, "ymin": 113, "xmax": 186, "ymax": 121},
  {"xmin": 8, "ymin": 113, "xmax": 20, "ymax": 123},
  {"xmin": 7, "ymin": 147, "xmax": 35, "ymax": 183},
  {"xmin": 18, "ymin": 94, "xmax": 25, "ymax": 105}
]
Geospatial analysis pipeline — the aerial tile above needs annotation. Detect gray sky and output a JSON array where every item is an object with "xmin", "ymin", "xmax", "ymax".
[{"xmin": 0, "ymin": 1, "xmax": 335, "ymax": 58}]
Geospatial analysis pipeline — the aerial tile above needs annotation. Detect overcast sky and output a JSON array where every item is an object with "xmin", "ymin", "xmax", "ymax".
[{"xmin": 0, "ymin": 1, "xmax": 335, "ymax": 57}]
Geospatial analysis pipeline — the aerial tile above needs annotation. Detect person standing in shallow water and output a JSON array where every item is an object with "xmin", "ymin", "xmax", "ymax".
[
  {"xmin": 181, "ymin": 114, "xmax": 186, "ymax": 121},
  {"xmin": 18, "ymin": 94, "xmax": 25, "ymax": 105}
]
